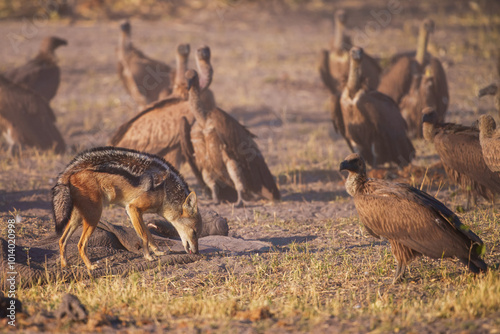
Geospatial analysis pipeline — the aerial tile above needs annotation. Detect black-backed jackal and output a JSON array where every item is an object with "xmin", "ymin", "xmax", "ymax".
[{"xmin": 52, "ymin": 147, "xmax": 202, "ymax": 271}]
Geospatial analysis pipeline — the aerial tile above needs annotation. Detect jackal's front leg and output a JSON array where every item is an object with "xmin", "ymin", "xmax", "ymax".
[{"xmin": 126, "ymin": 205, "xmax": 163, "ymax": 259}]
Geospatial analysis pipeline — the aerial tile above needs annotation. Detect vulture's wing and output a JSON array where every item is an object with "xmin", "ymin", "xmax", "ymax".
[
  {"xmin": 434, "ymin": 124, "xmax": 500, "ymax": 198},
  {"xmin": 428, "ymin": 57, "xmax": 449, "ymax": 122},
  {"xmin": 354, "ymin": 179, "xmax": 484, "ymax": 259},
  {"xmin": 0, "ymin": 76, "xmax": 65, "ymax": 152},
  {"xmin": 109, "ymin": 97, "xmax": 188, "ymax": 156},
  {"xmin": 212, "ymin": 108, "xmax": 280, "ymax": 200},
  {"xmin": 4, "ymin": 57, "xmax": 59, "ymax": 101},
  {"xmin": 482, "ymin": 133, "xmax": 500, "ymax": 172},
  {"xmin": 319, "ymin": 49, "xmax": 340, "ymax": 95},
  {"xmin": 377, "ymin": 56, "xmax": 415, "ymax": 104},
  {"xmin": 357, "ymin": 91, "xmax": 415, "ymax": 165}
]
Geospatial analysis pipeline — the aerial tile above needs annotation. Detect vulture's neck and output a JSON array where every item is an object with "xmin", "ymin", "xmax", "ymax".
[
  {"xmin": 345, "ymin": 171, "xmax": 366, "ymax": 197},
  {"xmin": 188, "ymin": 87, "xmax": 207, "ymax": 126},
  {"xmin": 415, "ymin": 27, "xmax": 430, "ymax": 66},
  {"xmin": 175, "ymin": 55, "xmax": 188, "ymax": 87},
  {"xmin": 334, "ymin": 21, "xmax": 345, "ymax": 51},
  {"xmin": 196, "ymin": 61, "xmax": 213, "ymax": 91},
  {"xmin": 422, "ymin": 122, "xmax": 436, "ymax": 142},
  {"xmin": 119, "ymin": 32, "xmax": 132, "ymax": 51},
  {"xmin": 346, "ymin": 59, "xmax": 362, "ymax": 97}
]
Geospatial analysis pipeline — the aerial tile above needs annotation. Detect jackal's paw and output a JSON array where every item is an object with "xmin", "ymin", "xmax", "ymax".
[
  {"xmin": 87, "ymin": 264, "xmax": 98, "ymax": 271},
  {"xmin": 144, "ymin": 253, "xmax": 154, "ymax": 261},
  {"xmin": 153, "ymin": 250, "xmax": 165, "ymax": 256},
  {"xmin": 60, "ymin": 260, "xmax": 67, "ymax": 268}
]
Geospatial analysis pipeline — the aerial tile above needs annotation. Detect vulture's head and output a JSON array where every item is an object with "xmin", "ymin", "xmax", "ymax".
[
  {"xmin": 197, "ymin": 46, "xmax": 211, "ymax": 62},
  {"xmin": 422, "ymin": 19, "xmax": 435, "ymax": 33},
  {"xmin": 120, "ymin": 20, "xmax": 131, "ymax": 35},
  {"xmin": 334, "ymin": 9, "xmax": 348, "ymax": 25},
  {"xmin": 422, "ymin": 108, "xmax": 437, "ymax": 141},
  {"xmin": 186, "ymin": 69, "xmax": 200, "ymax": 92},
  {"xmin": 478, "ymin": 114, "xmax": 497, "ymax": 138},
  {"xmin": 478, "ymin": 83, "xmax": 498, "ymax": 98},
  {"xmin": 340, "ymin": 153, "xmax": 366, "ymax": 176},
  {"xmin": 350, "ymin": 47, "xmax": 363, "ymax": 62},
  {"xmin": 177, "ymin": 44, "xmax": 190, "ymax": 58},
  {"xmin": 41, "ymin": 36, "xmax": 67, "ymax": 53}
]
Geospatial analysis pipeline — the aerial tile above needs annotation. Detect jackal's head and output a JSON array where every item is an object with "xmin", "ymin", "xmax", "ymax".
[{"xmin": 175, "ymin": 191, "xmax": 202, "ymax": 254}]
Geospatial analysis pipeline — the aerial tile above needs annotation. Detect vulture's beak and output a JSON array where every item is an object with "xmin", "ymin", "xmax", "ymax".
[
  {"xmin": 339, "ymin": 160, "xmax": 350, "ymax": 172},
  {"xmin": 120, "ymin": 21, "xmax": 131, "ymax": 34}
]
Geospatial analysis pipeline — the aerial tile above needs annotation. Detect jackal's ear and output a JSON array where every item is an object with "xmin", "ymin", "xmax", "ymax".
[{"xmin": 182, "ymin": 191, "xmax": 198, "ymax": 216}]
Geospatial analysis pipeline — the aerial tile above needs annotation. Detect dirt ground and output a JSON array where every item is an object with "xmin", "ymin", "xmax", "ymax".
[{"xmin": 0, "ymin": 0, "xmax": 499, "ymax": 333}]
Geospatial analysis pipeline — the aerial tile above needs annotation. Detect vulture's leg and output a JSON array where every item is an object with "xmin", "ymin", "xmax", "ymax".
[
  {"xmin": 225, "ymin": 157, "xmax": 250, "ymax": 207},
  {"xmin": 202, "ymin": 169, "xmax": 220, "ymax": 204},
  {"xmin": 393, "ymin": 262, "xmax": 406, "ymax": 284}
]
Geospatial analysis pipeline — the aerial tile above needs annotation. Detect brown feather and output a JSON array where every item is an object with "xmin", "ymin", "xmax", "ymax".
[
  {"xmin": 117, "ymin": 22, "xmax": 173, "ymax": 106},
  {"xmin": 378, "ymin": 19, "xmax": 449, "ymax": 132},
  {"xmin": 3, "ymin": 36, "xmax": 66, "ymax": 102},
  {"xmin": 184, "ymin": 70, "xmax": 280, "ymax": 205},
  {"xmin": 340, "ymin": 47, "xmax": 414, "ymax": 168},
  {"xmin": 0, "ymin": 75, "xmax": 65, "ymax": 153},
  {"xmin": 340, "ymin": 153, "xmax": 487, "ymax": 280},
  {"xmin": 478, "ymin": 115, "xmax": 500, "ymax": 174},
  {"xmin": 109, "ymin": 97, "xmax": 190, "ymax": 168},
  {"xmin": 423, "ymin": 111, "xmax": 500, "ymax": 205}
]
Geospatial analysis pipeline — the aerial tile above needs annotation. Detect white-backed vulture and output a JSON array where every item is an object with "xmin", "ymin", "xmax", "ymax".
[
  {"xmin": 325, "ymin": 9, "xmax": 381, "ymax": 92},
  {"xmin": 110, "ymin": 45, "xmax": 214, "ymax": 169},
  {"xmin": 3, "ymin": 36, "xmax": 67, "ymax": 102},
  {"xmin": 117, "ymin": 20, "xmax": 174, "ymax": 107},
  {"xmin": 378, "ymin": 19, "xmax": 449, "ymax": 137},
  {"xmin": 340, "ymin": 153, "xmax": 487, "ymax": 283},
  {"xmin": 400, "ymin": 70, "xmax": 436, "ymax": 138},
  {"xmin": 478, "ymin": 114, "xmax": 500, "ymax": 174},
  {"xmin": 423, "ymin": 108, "xmax": 500, "ymax": 208},
  {"xmin": 478, "ymin": 83, "xmax": 500, "ymax": 117},
  {"xmin": 181, "ymin": 70, "xmax": 280, "ymax": 206},
  {"xmin": 0, "ymin": 75, "xmax": 65, "ymax": 154},
  {"xmin": 339, "ymin": 47, "xmax": 415, "ymax": 168}
]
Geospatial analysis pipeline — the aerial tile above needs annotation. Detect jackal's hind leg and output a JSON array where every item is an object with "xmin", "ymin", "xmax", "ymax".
[
  {"xmin": 59, "ymin": 210, "xmax": 82, "ymax": 268},
  {"xmin": 78, "ymin": 220, "xmax": 97, "ymax": 271}
]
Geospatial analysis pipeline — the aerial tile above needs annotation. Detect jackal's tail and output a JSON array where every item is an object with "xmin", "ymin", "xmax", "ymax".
[{"xmin": 52, "ymin": 181, "xmax": 73, "ymax": 235}]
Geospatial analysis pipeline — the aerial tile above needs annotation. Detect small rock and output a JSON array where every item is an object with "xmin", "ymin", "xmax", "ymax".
[{"xmin": 55, "ymin": 293, "xmax": 88, "ymax": 322}]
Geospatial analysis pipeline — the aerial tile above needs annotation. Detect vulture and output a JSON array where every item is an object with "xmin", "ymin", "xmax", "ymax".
[
  {"xmin": 323, "ymin": 9, "xmax": 381, "ymax": 92},
  {"xmin": 478, "ymin": 114, "xmax": 500, "ymax": 174},
  {"xmin": 378, "ymin": 19, "xmax": 449, "ymax": 137},
  {"xmin": 338, "ymin": 47, "xmax": 415, "ymax": 168},
  {"xmin": 180, "ymin": 69, "xmax": 280, "ymax": 206},
  {"xmin": 422, "ymin": 108, "xmax": 500, "ymax": 208},
  {"xmin": 400, "ymin": 70, "xmax": 436, "ymax": 138},
  {"xmin": 117, "ymin": 20, "xmax": 174, "ymax": 107},
  {"xmin": 3, "ymin": 36, "xmax": 67, "ymax": 102},
  {"xmin": 110, "ymin": 45, "xmax": 214, "ymax": 169},
  {"xmin": 0, "ymin": 75, "xmax": 65, "ymax": 154},
  {"xmin": 340, "ymin": 153, "xmax": 487, "ymax": 283},
  {"xmin": 478, "ymin": 83, "xmax": 500, "ymax": 117}
]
